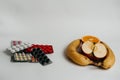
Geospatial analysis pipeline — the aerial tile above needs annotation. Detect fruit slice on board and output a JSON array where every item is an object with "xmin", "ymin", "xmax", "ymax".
[
  {"xmin": 82, "ymin": 41, "xmax": 94, "ymax": 54},
  {"xmin": 93, "ymin": 43, "xmax": 107, "ymax": 58},
  {"xmin": 81, "ymin": 35, "xmax": 100, "ymax": 43}
]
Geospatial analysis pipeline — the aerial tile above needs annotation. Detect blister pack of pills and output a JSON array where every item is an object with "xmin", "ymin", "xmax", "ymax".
[
  {"xmin": 7, "ymin": 40, "xmax": 54, "ymax": 65},
  {"xmin": 31, "ymin": 48, "xmax": 52, "ymax": 65},
  {"xmin": 26, "ymin": 44, "xmax": 54, "ymax": 54}
]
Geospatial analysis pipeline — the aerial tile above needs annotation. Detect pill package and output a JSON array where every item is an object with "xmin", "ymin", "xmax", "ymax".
[
  {"xmin": 11, "ymin": 52, "xmax": 38, "ymax": 62},
  {"xmin": 26, "ymin": 44, "xmax": 54, "ymax": 54},
  {"xmin": 31, "ymin": 48, "xmax": 52, "ymax": 65},
  {"xmin": 7, "ymin": 41, "xmax": 54, "ymax": 65},
  {"xmin": 11, "ymin": 41, "xmax": 54, "ymax": 54}
]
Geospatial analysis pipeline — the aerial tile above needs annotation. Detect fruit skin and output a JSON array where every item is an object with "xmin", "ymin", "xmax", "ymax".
[
  {"xmin": 66, "ymin": 39, "xmax": 115, "ymax": 69},
  {"xmin": 81, "ymin": 35, "xmax": 100, "ymax": 43},
  {"xmin": 66, "ymin": 39, "xmax": 93, "ymax": 66},
  {"xmin": 100, "ymin": 42, "xmax": 115, "ymax": 69}
]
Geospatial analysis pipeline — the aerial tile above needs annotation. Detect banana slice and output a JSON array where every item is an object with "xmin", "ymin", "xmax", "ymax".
[
  {"xmin": 93, "ymin": 43, "xmax": 107, "ymax": 58},
  {"xmin": 81, "ymin": 41, "xmax": 94, "ymax": 54}
]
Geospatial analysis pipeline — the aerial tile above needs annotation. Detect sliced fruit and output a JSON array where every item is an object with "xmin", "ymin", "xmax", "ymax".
[
  {"xmin": 93, "ymin": 43, "xmax": 107, "ymax": 58},
  {"xmin": 82, "ymin": 41, "xmax": 94, "ymax": 54},
  {"xmin": 81, "ymin": 35, "xmax": 100, "ymax": 43}
]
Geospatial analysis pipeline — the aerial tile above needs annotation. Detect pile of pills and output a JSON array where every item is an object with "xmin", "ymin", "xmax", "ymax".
[{"xmin": 7, "ymin": 41, "xmax": 54, "ymax": 65}]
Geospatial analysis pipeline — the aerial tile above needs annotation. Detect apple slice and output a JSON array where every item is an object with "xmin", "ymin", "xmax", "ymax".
[
  {"xmin": 81, "ymin": 41, "xmax": 94, "ymax": 54},
  {"xmin": 93, "ymin": 43, "xmax": 107, "ymax": 58}
]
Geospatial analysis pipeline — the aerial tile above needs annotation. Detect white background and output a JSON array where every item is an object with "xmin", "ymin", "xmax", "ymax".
[{"xmin": 0, "ymin": 0, "xmax": 120, "ymax": 80}]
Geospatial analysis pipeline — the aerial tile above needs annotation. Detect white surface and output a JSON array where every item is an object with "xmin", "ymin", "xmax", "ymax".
[{"xmin": 0, "ymin": 0, "xmax": 120, "ymax": 80}]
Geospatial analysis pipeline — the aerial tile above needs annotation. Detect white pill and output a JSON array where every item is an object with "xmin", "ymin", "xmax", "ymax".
[
  {"xmin": 15, "ymin": 48, "xmax": 20, "ymax": 52},
  {"xmin": 16, "ymin": 57, "xmax": 19, "ymax": 60},
  {"xmin": 16, "ymin": 45, "xmax": 24, "ymax": 50},
  {"xmin": 21, "ymin": 43, "xmax": 28, "ymax": 49},
  {"xmin": 8, "ymin": 48, "xmax": 15, "ymax": 53},
  {"xmin": 15, "ymin": 53, "xmax": 18, "ymax": 56},
  {"xmin": 24, "ymin": 43, "xmax": 32, "ymax": 47},
  {"xmin": 26, "ymin": 54, "xmax": 31, "ymax": 60}
]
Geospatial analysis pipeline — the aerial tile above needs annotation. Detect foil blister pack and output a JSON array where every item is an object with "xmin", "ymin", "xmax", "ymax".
[{"xmin": 7, "ymin": 41, "xmax": 54, "ymax": 66}]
